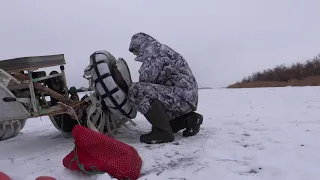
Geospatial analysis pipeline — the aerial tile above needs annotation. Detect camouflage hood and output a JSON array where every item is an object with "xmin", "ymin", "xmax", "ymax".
[{"xmin": 129, "ymin": 32, "xmax": 162, "ymax": 62}]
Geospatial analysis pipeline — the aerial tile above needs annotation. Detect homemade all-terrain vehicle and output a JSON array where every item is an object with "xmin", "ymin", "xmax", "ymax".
[{"xmin": 0, "ymin": 51, "xmax": 137, "ymax": 141}]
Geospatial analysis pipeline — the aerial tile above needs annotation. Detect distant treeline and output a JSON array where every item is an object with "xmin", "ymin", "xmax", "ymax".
[{"xmin": 238, "ymin": 54, "xmax": 320, "ymax": 83}]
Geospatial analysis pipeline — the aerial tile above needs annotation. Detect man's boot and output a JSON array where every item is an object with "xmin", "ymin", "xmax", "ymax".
[
  {"xmin": 140, "ymin": 100, "xmax": 175, "ymax": 144},
  {"xmin": 170, "ymin": 112, "xmax": 203, "ymax": 137}
]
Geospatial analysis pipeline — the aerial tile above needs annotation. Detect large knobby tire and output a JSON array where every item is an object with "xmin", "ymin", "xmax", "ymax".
[
  {"xmin": 0, "ymin": 119, "xmax": 27, "ymax": 141},
  {"xmin": 49, "ymin": 114, "xmax": 78, "ymax": 133},
  {"xmin": 48, "ymin": 95, "xmax": 87, "ymax": 133}
]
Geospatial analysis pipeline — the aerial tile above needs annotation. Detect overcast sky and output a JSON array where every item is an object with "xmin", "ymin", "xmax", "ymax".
[{"xmin": 1, "ymin": 0, "xmax": 320, "ymax": 88}]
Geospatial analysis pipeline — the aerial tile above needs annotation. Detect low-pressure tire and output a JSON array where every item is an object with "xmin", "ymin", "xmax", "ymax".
[
  {"xmin": 49, "ymin": 114, "xmax": 78, "ymax": 133},
  {"xmin": 0, "ymin": 119, "xmax": 27, "ymax": 141},
  {"xmin": 48, "ymin": 95, "xmax": 88, "ymax": 133}
]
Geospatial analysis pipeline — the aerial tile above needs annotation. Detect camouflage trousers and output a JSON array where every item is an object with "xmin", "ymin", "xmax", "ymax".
[{"xmin": 128, "ymin": 82, "xmax": 193, "ymax": 121}]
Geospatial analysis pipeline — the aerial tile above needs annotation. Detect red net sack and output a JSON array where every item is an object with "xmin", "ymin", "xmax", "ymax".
[{"xmin": 63, "ymin": 125, "xmax": 142, "ymax": 180}]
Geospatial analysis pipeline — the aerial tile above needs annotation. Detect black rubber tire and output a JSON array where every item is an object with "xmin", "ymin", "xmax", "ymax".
[
  {"xmin": 49, "ymin": 114, "xmax": 78, "ymax": 133},
  {"xmin": 49, "ymin": 95, "xmax": 88, "ymax": 133},
  {"xmin": 48, "ymin": 85, "xmax": 78, "ymax": 133},
  {"xmin": 0, "ymin": 119, "xmax": 27, "ymax": 141}
]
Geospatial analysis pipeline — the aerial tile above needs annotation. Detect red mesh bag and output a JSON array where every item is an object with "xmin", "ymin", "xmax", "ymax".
[{"xmin": 63, "ymin": 125, "xmax": 142, "ymax": 180}]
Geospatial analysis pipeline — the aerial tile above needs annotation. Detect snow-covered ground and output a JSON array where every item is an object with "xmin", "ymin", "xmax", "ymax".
[{"xmin": 0, "ymin": 87, "xmax": 319, "ymax": 180}]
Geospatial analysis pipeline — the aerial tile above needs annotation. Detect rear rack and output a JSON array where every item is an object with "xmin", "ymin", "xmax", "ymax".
[{"xmin": 0, "ymin": 54, "xmax": 65, "ymax": 73}]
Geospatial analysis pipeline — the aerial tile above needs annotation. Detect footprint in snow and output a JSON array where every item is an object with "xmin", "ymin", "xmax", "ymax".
[{"xmin": 239, "ymin": 167, "xmax": 263, "ymax": 176}]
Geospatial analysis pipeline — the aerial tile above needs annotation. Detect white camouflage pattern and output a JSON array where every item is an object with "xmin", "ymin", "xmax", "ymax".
[{"xmin": 128, "ymin": 32, "xmax": 198, "ymax": 121}]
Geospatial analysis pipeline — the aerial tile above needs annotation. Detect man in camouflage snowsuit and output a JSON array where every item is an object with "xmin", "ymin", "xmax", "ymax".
[{"xmin": 128, "ymin": 32, "xmax": 203, "ymax": 144}]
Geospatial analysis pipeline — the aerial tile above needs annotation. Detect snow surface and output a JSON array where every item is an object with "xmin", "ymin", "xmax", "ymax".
[{"xmin": 0, "ymin": 87, "xmax": 319, "ymax": 180}]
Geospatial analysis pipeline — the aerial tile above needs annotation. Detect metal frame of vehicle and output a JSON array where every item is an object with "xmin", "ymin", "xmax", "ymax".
[
  {"xmin": 0, "ymin": 54, "xmax": 83, "ymax": 124},
  {"xmin": 0, "ymin": 53, "xmax": 135, "ymax": 141}
]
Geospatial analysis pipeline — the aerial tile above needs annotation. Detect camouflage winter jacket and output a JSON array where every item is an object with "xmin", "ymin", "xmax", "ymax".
[{"xmin": 129, "ymin": 32, "xmax": 199, "ymax": 110}]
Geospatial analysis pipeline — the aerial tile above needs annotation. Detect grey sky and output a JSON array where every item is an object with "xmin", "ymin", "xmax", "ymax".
[{"xmin": 1, "ymin": 0, "xmax": 320, "ymax": 88}]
